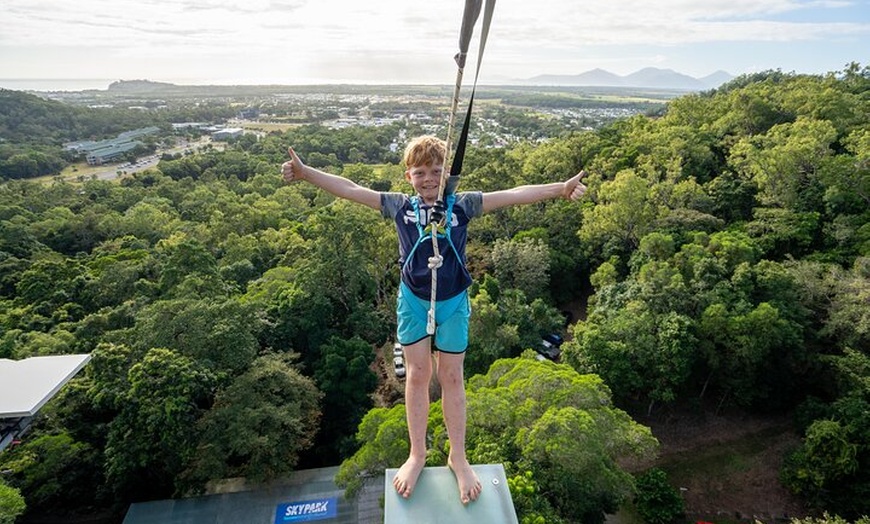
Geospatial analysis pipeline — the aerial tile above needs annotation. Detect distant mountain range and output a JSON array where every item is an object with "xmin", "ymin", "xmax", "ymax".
[
  {"xmin": 516, "ymin": 67, "xmax": 735, "ymax": 90},
  {"xmin": 102, "ymin": 68, "xmax": 735, "ymax": 93}
]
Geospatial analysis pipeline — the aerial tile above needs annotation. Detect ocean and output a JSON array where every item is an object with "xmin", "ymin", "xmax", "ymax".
[{"xmin": 0, "ymin": 79, "xmax": 118, "ymax": 92}]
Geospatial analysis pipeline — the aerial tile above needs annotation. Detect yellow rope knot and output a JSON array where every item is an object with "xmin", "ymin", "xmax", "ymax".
[{"xmin": 424, "ymin": 222, "xmax": 447, "ymax": 236}]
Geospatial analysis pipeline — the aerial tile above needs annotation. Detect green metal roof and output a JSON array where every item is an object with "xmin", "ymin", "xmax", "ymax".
[{"xmin": 123, "ymin": 466, "xmax": 383, "ymax": 524}]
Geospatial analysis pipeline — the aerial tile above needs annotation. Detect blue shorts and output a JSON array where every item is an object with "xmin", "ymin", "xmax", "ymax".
[{"xmin": 396, "ymin": 282, "xmax": 470, "ymax": 353}]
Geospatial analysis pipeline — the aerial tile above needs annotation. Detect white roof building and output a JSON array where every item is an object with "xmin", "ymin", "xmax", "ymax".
[
  {"xmin": 0, "ymin": 354, "xmax": 91, "ymax": 451},
  {"xmin": 212, "ymin": 127, "xmax": 244, "ymax": 140}
]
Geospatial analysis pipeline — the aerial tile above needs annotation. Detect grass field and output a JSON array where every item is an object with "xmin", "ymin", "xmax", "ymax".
[
  {"xmin": 25, "ymin": 162, "xmax": 111, "ymax": 184},
  {"xmin": 646, "ymin": 411, "xmax": 804, "ymax": 521},
  {"xmin": 60, "ymin": 163, "xmax": 113, "ymax": 179},
  {"xmin": 241, "ymin": 122, "xmax": 301, "ymax": 133}
]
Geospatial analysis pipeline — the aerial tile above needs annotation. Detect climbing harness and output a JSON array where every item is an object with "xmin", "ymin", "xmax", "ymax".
[
  {"xmin": 425, "ymin": 0, "xmax": 496, "ymax": 335},
  {"xmin": 403, "ymin": 195, "xmax": 460, "ymax": 275},
  {"xmin": 413, "ymin": 194, "xmax": 461, "ymax": 335}
]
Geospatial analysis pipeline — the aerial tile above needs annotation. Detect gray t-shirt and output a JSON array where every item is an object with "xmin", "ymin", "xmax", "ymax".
[{"xmin": 381, "ymin": 192, "xmax": 483, "ymax": 300}]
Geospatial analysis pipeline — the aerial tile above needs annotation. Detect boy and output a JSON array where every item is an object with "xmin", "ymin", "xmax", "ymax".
[{"xmin": 281, "ymin": 136, "xmax": 586, "ymax": 504}]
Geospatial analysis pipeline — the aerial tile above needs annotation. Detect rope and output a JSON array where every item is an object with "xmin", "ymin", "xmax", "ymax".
[
  {"xmin": 426, "ymin": 0, "xmax": 496, "ymax": 336},
  {"xmin": 427, "ymin": 235, "xmax": 439, "ymax": 335},
  {"xmin": 437, "ymin": 0, "xmax": 496, "ymax": 202}
]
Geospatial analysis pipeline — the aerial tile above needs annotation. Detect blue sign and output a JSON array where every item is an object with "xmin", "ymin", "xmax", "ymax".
[{"xmin": 275, "ymin": 497, "xmax": 338, "ymax": 523}]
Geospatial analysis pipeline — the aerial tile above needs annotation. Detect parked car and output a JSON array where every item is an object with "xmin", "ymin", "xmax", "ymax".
[
  {"xmin": 393, "ymin": 342, "xmax": 404, "ymax": 357},
  {"xmin": 535, "ymin": 333, "xmax": 564, "ymax": 361},
  {"xmin": 535, "ymin": 340, "xmax": 561, "ymax": 361},
  {"xmin": 543, "ymin": 333, "xmax": 564, "ymax": 347},
  {"xmin": 393, "ymin": 356, "xmax": 406, "ymax": 379}
]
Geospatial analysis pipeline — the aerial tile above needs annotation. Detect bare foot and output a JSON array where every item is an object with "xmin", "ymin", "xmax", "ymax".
[
  {"xmin": 393, "ymin": 455, "xmax": 426, "ymax": 499},
  {"xmin": 448, "ymin": 455, "xmax": 481, "ymax": 504}
]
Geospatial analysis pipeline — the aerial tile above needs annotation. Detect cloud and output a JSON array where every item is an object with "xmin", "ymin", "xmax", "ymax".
[
  {"xmin": 1, "ymin": 0, "xmax": 867, "ymax": 82},
  {"xmin": 4, "ymin": 0, "xmax": 866, "ymax": 49},
  {"xmin": 490, "ymin": 0, "xmax": 869, "ymax": 48},
  {"xmin": 180, "ymin": 0, "xmax": 305, "ymax": 13}
]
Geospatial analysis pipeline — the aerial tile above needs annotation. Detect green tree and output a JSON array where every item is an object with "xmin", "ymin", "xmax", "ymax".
[
  {"xmin": 466, "ymin": 279, "xmax": 564, "ymax": 376},
  {"xmin": 131, "ymin": 297, "xmax": 260, "ymax": 376},
  {"xmin": 81, "ymin": 235, "xmax": 156, "ymax": 309},
  {"xmin": 297, "ymin": 201, "xmax": 394, "ymax": 347},
  {"xmin": 182, "ymin": 353, "xmax": 322, "ymax": 490},
  {"xmin": 519, "ymin": 135, "xmax": 586, "ymax": 185},
  {"xmin": 790, "ymin": 514, "xmax": 870, "ymax": 524},
  {"xmin": 107, "ymin": 198, "xmax": 181, "ymax": 245},
  {"xmin": 159, "ymin": 156, "xmax": 203, "ymax": 180},
  {"xmin": 0, "ymin": 153, "xmax": 39, "ymax": 179},
  {"xmin": 7, "ymin": 329, "xmax": 76, "ymax": 359},
  {"xmin": 491, "ymin": 237, "xmax": 551, "ymax": 301},
  {"xmin": 0, "ymin": 433, "xmax": 103, "ymax": 510},
  {"xmin": 824, "ymin": 257, "xmax": 870, "ymax": 349},
  {"xmin": 338, "ymin": 356, "xmax": 657, "ymax": 524},
  {"xmin": 713, "ymin": 77, "xmax": 792, "ymax": 136},
  {"xmin": 507, "ymin": 470, "xmax": 565, "ymax": 524},
  {"xmin": 541, "ymin": 199, "xmax": 589, "ymax": 303},
  {"xmin": 580, "ymin": 169, "xmax": 660, "ymax": 258},
  {"xmin": 0, "ymin": 481, "xmax": 25, "ymax": 524},
  {"xmin": 783, "ymin": 348, "xmax": 870, "ymax": 517},
  {"xmin": 818, "ymin": 139, "xmax": 870, "ymax": 260},
  {"xmin": 466, "ymin": 357, "xmax": 658, "ymax": 524},
  {"xmin": 745, "ymin": 207, "xmax": 821, "ymax": 259},
  {"xmin": 824, "ymin": 128, "xmax": 869, "ymax": 213},
  {"xmin": 590, "ymin": 257, "xmax": 619, "ymax": 291},
  {"xmin": 334, "ymin": 404, "xmax": 411, "ymax": 497},
  {"xmin": 105, "ymin": 347, "xmax": 215, "ymax": 499},
  {"xmin": 699, "ymin": 299, "xmax": 804, "ymax": 408},
  {"xmin": 14, "ymin": 254, "xmax": 84, "ymax": 318},
  {"xmin": 155, "ymin": 234, "xmax": 224, "ymax": 297},
  {"xmin": 704, "ymin": 171, "xmax": 757, "ymax": 222},
  {"xmin": 634, "ymin": 468, "xmax": 685, "ymax": 524},
  {"xmin": 313, "ymin": 336, "xmax": 377, "ymax": 461},
  {"xmin": 783, "ymin": 419, "xmax": 859, "ymax": 510},
  {"xmin": 566, "ymin": 300, "xmax": 696, "ymax": 413},
  {"xmin": 466, "ymin": 285, "xmax": 521, "ymax": 375},
  {"xmin": 729, "ymin": 117, "xmax": 836, "ymax": 211}
]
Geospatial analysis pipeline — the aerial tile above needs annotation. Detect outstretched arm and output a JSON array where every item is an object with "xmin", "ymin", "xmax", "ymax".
[
  {"xmin": 482, "ymin": 170, "xmax": 587, "ymax": 213},
  {"xmin": 282, "ymin": 147, "xmax": 381, "ymax": 210}
]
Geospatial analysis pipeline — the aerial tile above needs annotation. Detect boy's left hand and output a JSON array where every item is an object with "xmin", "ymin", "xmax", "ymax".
[{"xmin": 563, "ymin": 170, "xmax": 587, "ymax": 201}]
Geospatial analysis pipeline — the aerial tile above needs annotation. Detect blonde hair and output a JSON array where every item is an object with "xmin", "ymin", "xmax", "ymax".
[{"xmin": 403, "ymin": 135, "xmax": 446, "ymax": 169}]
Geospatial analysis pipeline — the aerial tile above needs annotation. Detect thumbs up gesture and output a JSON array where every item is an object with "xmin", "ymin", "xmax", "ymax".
[
  {"xmin": 562, "ymin": 170, "xmax": 587, "ymax": 201},
  {"xmin": 282, "ymin": 147, "xmax": 306, "ymax": 183}
]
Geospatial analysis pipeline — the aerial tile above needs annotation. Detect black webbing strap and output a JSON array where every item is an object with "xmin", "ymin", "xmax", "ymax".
[
  {"xmin": 425, "ymin": 0, "xmax": 496, "ymax": 335},
  {"xmin": 444, "ymin": 0, "xmax": 496, "ymax": 197}
]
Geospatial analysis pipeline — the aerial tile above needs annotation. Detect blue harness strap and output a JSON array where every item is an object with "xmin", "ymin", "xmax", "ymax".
[{"xmin": 403, "ymin": 194, "xmax": 460, "ymax": 271}]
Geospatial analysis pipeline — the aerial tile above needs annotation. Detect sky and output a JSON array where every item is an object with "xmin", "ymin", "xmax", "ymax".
[{"xmin": 1, "ymin": 0, "xmax": 869, "ymax": 89}]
